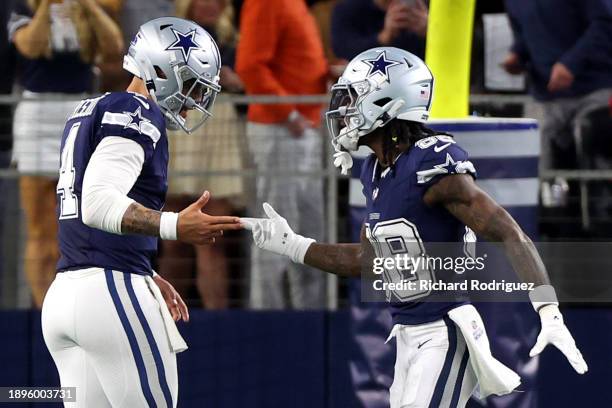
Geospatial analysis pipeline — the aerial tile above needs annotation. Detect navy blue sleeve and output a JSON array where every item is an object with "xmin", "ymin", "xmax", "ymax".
[
  {"xmin": 96, "ymin": 93, "xmax": 163, "ymax": 162},
  {"xmin": 413, "ymin": 135, "xmax": 476, "ymax": 189},
  {"xmin": 505, "ymin": 5, "xmax": 530, "ymax": 63},
  {"xmin": 560, "ymin": 0, "xmax": 612, "ymax": 75},
  {"xmin": 8, "ymin": 0, "xmax": 32, "ymax": 42}
]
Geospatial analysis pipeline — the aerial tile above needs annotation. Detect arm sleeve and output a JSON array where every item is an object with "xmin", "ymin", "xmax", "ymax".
[
  {"xmin": 8, "ymin": 1, "xmax": 33, "ymax": 42},
  {"xmin": 81, "ymin": 136, "xmax": 144, "ymax": 234},
  {"xmin": 559, "ymin": 0, "xmax": 612, "ymax": 76},
  {"xmin": 331, "ymin": 1, "xmax": 382, "ymax": 60},
  {"xmin": 235, "ymin": 0, "xmax": 296, "ymax": 118},
  {"xmin": 506, "ymin": 10, "xmax": 530, "ymax": 62},
  {"xmin": 415, "ymin": 140, "xmax": 477, "ymax": 189}
]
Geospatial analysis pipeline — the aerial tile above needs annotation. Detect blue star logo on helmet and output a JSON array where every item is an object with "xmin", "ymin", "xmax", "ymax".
[
  {"xmin": 363, "ymin": 51, "xmax": 401, "ymax": 81},
  {"xmin": 166, "ymin": 28, "xmax": 201, "ymax": 62}
]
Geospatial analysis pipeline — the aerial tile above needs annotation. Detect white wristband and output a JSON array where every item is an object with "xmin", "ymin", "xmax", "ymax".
[
  {"xmin": 289, "ymin": 236, "xmax": 316, "ymax": 264},
  {"xmin": 159, "ymin": 212, "xmax": 179, "ymax": 240},
  {"xmin": 529, "ymin": 284, "xmax": 559, "ymax": 312}
]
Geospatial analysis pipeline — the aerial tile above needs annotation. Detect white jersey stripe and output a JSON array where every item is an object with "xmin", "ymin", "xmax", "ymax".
[{"xmin": 101, "ymin": 111, "xmax": 161, "ymax": 145}]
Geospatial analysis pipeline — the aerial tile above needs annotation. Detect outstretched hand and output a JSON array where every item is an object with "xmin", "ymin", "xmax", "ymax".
[
  {"xmin": 177, "ymin": 191, "xmax": 243, "ymax": 245},
  {"xmin": 241, "ymin": 203, "xmax": 289, "ymax": 252},
  {"xmin": 241, "ymin": 203, "xmax": 315, "ymax": 263}
]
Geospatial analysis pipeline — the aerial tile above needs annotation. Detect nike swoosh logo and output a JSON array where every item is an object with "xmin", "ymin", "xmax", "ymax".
[
  {"xmin": 434, "ymin": 143, "xmax": 452, "ymax": 153},
  {"xmin": 417, "ymin": 338, "xmax": 432, "ymax": 349}
]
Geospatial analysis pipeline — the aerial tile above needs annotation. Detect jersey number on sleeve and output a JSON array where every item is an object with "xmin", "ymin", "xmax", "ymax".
[{"xmin": 57, "ymin": 122, "xmax": 80, "ymax": 220}]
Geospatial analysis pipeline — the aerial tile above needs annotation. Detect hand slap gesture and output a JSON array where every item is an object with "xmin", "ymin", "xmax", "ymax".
[{"xmin": 177, "ymin": 191, "xmax": 243, "ymax": 245}]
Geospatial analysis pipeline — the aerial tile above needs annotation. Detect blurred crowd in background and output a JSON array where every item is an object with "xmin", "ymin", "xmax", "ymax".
[{"xmin": 0, "ymin": 0, "xmax": 611, "ymax": 311}]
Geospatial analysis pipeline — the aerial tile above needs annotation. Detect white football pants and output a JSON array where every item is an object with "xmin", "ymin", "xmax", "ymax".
[
  {"xmin": 41, "ymin": 268, "xmax": 178, "ymax": 407},
  {"xmin": 389, "ymin": 317, "xmax": 478, "ymax": 408}
]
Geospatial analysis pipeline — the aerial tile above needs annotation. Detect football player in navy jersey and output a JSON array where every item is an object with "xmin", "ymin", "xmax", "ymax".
[
  {"xmin": 41, "ymin": 17, "xmax": 242, "ymax": 408},
  {"xmin": 242, "ymin": 48, "xmax": 587, "ymax": 407}
]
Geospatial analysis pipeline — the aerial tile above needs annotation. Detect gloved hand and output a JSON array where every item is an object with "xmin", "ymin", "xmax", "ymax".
[
  {"xmin": 241, "ymin": 203, "xmax": 315, "ymax": 264},
  {"xmin": 529, "ymin": 304, "xmax": 588, "ymax": 374}
]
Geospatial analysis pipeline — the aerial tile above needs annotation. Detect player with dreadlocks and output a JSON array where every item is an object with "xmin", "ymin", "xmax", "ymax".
[
  {"xmin": 241, "ymin": 48, "xmax": 587, "ymax": 407},
  {"xmin": 379, "ymin": 119, "xmax": 443, "ymax": 166}
]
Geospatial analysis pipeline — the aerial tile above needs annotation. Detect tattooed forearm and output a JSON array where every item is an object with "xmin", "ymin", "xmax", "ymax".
[
  {"xmin": 121, "ymin": 202, "xmax": 161, "ymax": 237},
  {"xmin": 502, "ymin": 237, "xmax": 550, "ymax": 286},
  {"xmin": 425, "ymin": 174, "xmax": 550, "ymax": 286}
]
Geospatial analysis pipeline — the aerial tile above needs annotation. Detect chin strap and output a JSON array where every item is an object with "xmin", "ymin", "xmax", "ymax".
[
  {"xmin": 332, "ymin": 98, "xmax": 406, "ymax": 175},
  {"xmin": 333, "ymin": 150, "xmax": 353, "ymax": 175}
]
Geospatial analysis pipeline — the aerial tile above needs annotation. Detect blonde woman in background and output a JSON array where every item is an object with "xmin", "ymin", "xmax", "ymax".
[
  {"xmin": 159, "ymin": 0, "xmax": 245, "ymax": 309},
  {"xmin": 8, "ymin": 0, "xmax": 123, "ymax": 307}
]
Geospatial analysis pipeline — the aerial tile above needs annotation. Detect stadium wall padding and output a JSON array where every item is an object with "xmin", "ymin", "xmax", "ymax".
[{"xmin": 0, "ymin": 308, "xmax": 610, "ymax": 408}]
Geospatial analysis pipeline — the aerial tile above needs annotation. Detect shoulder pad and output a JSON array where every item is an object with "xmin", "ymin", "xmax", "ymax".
[{"xmin": 413, "ymin": 135, "xmax": 476, "ymax": 185}]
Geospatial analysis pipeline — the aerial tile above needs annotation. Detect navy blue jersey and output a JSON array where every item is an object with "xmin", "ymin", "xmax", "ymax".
[
  {"xmin": 56, "ymin": 92, "xmax": 168, "ymax": 275},
  {"xmin": 9, "ymin": 1, "xmax": 93, "ymax": 93},
  {"xmin": 360, "ymin": 134, "xmax": 477, "ymax": 325}
]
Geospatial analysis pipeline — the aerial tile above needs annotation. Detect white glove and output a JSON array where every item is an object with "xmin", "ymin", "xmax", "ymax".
[
  {"xmin": 241, "ymin": 203, "xmax": 315, "ymax": 264},
  {"xmin": 529, "ymin": 304, "xmax": 588, "ymax": 374},
  {"xmin": 333, "ymin": 151, "xmax": 353, "ymax": 175}
]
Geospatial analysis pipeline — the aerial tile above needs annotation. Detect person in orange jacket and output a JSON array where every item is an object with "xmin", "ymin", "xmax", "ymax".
[{"xmin": 236, "ymin": 0, "xmax": 328, "ymax": 309}]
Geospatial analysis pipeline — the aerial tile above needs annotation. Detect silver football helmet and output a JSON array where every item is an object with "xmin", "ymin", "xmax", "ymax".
[
  {"xmin": 326, "ymin": 47, "xmax": 434, "ymax": 152},
  {"xmin": 123, "ymin": 17, "xmax": 221, "ymax": 133}
]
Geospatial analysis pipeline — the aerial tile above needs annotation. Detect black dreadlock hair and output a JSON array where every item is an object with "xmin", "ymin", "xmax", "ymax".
[{"xmin": 379, "ymin": 119, "xmax": 452, "ymax": 168}]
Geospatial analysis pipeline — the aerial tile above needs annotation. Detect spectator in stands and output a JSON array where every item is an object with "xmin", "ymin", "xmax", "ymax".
[
  {"xmin": 0, "ymin": 0, "xmax": 17, "ymax": 301},
  {"xmin": 88, "ymin": 0, "xmax": 123, "ymax": 92},
  {"xmin": 236, "ymin": 0, "xmax": 327, "ymax": 309},
  {"xmin": 9, "ymin": 0, "xmax": 123, "ymax": 307},
  {"xmin": 119, "ymin": 0, "xmax": 174, "ymax": 50},
  {"xmin": 331, "ymin": 0, "xmax": 427, "ymax": 60},
  {"xmin": 503, "ymin": 0, "xmax": 612, "ymax": 171},
  {"xmin": 310, "ymin": 0, "xmax": 340, "ymax": 63},
  {"xmin": 159, "ymin": 0, "xmax": 245, "ymax": 309},
  {"xmin": 91, "ymin": 0, "xmax": 173, "ymax": 91},
  {"xmin": 1, "ymin": 3, "xmax": 16, "ymax": 164}
]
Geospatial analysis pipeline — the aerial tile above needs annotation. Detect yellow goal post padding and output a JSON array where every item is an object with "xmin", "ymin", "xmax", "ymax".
[{"xmin": 425, "ymin": 0, "xmax": 476, "ymax": 119}]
